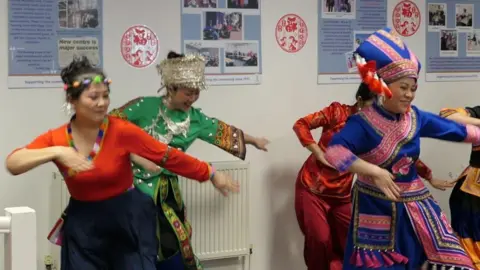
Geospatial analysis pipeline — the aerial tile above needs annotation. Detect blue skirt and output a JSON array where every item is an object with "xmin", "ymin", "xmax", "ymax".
[
  {"xmin": 60, "ymin": 188, "xmax": 158, "ymax": 270},
  {"xmin": 342, "ymin": 195, "xmax": 427, "ymax": 269},
  {"xmin": 344, "ymin": 181, "xmax": 473, "ymax": 269}
]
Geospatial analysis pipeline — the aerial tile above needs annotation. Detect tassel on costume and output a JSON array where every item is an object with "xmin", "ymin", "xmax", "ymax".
[
  {"xmin": 387, "ymin": 250, "xmax": 409, "ymax": 264},
  {"xmin": 363, "ymin": 249, "xmax": 374, "ymax": 268},
  {"xmin": 355, "ymin": 249, "xmax": 363, "ymax": 267},
  {"xmin": 369, "ymin": 250, "xmax": 382, "ymax": 268},
  {"xmin": 350, "ymin": 249, "xmax": 357, "ymax": 265},
  {"xmin": 381, "ymin": 252, "xmax": 394, "ymax": 266},
  {"xmin": 350, "ymin": 247, "xmax": 409, "ymax": 268}
]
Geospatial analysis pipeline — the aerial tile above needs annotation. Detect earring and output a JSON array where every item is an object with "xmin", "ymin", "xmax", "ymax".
[
  {"xmin": 377, "ymin": 95, "xmax": 385, "ymax": 106},
  {"xmin": 61, "ymin": 102, "xmax": 74, "ymax": 116}
]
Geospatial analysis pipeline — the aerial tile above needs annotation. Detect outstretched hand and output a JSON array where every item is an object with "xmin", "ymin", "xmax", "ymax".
[
  {"xmin": 253, "ymin": 137, "xmax": 270, "ymax": 151},
  {"xmin": 428, "ymin": 178, "xmax": 456, "ymax": 191},
  {"xmin": 211, "ymin": 171, "xmax": 240, "ymax": 196}
]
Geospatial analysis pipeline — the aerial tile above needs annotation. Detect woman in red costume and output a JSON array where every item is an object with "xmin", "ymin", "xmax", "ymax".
[{"xmin": 293, "ymin": 83, "xmax": 454, "ymax": 270}]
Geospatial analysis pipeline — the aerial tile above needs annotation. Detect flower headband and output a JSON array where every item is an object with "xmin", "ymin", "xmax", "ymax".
[{"xmin": 63, "ymin": 74, "xmax": 112, "ymax": 91}]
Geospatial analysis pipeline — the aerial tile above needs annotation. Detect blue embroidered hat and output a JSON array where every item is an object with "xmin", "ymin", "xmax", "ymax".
[{"xmin": 354, "ymin": 27, "xmax": 421, "ymax": 84}]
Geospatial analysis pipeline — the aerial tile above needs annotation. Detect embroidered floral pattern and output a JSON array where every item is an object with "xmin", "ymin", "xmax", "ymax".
[{"xmin": 392, "ymin": 156, "xmax": 413, "ymax": 177}]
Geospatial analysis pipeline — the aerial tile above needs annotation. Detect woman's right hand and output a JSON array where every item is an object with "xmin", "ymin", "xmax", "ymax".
[
  {"xmin": 371, "ymin": 167, "xmax": 401, "ymax": 201},
  {"xmin": 54, "ymin": 146, "xmax": 94, "ymax": 172},
  {"xmin": 317, "ymin": 155, "xmax": 335, "ymax": 169},
  {"xmin": 211, "ymin": 171, "xmax": 240, "ymax": 196}
]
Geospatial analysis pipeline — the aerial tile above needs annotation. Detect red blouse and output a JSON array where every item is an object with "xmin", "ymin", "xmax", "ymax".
[
  {"xmin": 293, "ymin": 102, "xmax": 433, "ymax": 199},
  {"xmin": 13, "ymin": 116, "xmax": 211, "ymax": 201}
]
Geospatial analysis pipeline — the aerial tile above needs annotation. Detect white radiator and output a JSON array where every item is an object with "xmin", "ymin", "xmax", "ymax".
[
  {"xmin": 54, "ymin": 161, "xmax": 251, "ymax": 264},
  {"xmin": 179, "ymin": 161, "xmax": 250, "ymax": 261}
]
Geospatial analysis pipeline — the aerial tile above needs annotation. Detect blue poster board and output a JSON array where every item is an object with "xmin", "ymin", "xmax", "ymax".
[{"xmin": 8, "ymin": 0, "xmax": 103, "ymax": 88}]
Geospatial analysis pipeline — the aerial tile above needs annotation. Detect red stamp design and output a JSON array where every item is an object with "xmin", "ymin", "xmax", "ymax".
[
  {"xmin": 393, "ymin": 0, "xmax": 421, "ymax": 37},
  {"xmin": 120, "ymin": 25, "xmax": 159, "ymax": 68},
  {"xmin": 275, "ymin": 14, "xmax": 308, "ymax": 53}
]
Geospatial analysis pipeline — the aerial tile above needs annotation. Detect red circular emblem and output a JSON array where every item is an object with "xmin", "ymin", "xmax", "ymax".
[
  {"xmin": 393, "ymin": 0, "xmax": 421, "ymax": 37},
  {"xmin": 120, "ymin": 25, "xmax": 159, "ymax": 68},
  {"xmin": 275, "ymin": 14, "xmax": 308, "ymax": 53}
]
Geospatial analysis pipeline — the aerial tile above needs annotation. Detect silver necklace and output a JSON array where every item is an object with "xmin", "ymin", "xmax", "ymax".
[{"xmin": 143, "ymin": 99, "xmax": 191, "ymax": 144}]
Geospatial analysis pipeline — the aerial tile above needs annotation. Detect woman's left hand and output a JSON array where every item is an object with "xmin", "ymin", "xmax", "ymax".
[
  {"xmin": 428, "ymin": 178, "xmax": 456, "ymax": 191},
  {"xmin": 253, "ymin": 137, "xmax": 270, "ymax": 151}
]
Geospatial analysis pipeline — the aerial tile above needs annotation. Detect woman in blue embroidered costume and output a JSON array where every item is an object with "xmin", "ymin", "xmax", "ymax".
[{"xmin": 324, "ymin": 27, "xmax": 477, "ymax": 269}]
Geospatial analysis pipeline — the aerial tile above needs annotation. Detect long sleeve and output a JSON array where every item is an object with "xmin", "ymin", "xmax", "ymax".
[
  {"xmin": 8, "ymin": 130, "xmax": 54, "ymax": 157},
  {"xmin": 440, "ymin": 106, "xmax": 480, "ymax": 119},
  {"xmin": 439, "ymin": 107, "xmax": 469, "ymax": 118},
  {"xmin": 417, "ymin": 106, "xmax": 480, "ymax": 144},
  {"xmin": 196, "ymin": 108, "xmax": 246, "ymax": 160},
  {"xmin": 324, "ymin": 115, "xmax": 371, "ymax": 172},
  {"xmin": 117, "ymin": 118, "xmax": 211, "ymax": 182},
  {"xmin": 415, "ymin": 159, "xmax": 433, "ymax": 181},
  {"xmin": 293, "ymin": 102, "xmax": 340, "ymax": 146}
]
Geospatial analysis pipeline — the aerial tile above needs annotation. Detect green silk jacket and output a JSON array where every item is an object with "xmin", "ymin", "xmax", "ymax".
[{"xmin": 109, "ymin": 96, "xmax": 246, "ymax": 197}]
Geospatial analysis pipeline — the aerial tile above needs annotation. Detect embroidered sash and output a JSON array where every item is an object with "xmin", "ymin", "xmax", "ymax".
[{"xmin": 157, "ymin": 176, "xmax": 203, "ymax": 270}]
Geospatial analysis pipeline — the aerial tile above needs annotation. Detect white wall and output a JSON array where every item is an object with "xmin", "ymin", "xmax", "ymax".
[{"xmin": 0, "ymin": 0, "xmax": 476, "ymax": 269}]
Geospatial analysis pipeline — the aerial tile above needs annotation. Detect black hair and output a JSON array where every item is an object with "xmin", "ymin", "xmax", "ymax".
[
  {"xmin": 164, "ymin": 51, "xmax": 186, "ymax": 93},
  {"xmin": 355, "ymin": 82, "xmax": 376, "ymax": 102},
  {"xmin": 167, "ymin": 51, "xmax": 185, "ymax": 59},
  {"xmin": 60, "ymin": 56, "xmax": 106, "ymax": 101}
]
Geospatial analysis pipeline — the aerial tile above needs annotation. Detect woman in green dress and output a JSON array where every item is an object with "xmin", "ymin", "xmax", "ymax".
[{"xmin": 109, "ymin": 51, "xmax": 269, "ymax": 269}]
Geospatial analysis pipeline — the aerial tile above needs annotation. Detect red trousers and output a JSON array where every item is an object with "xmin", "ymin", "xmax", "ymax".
[{"xmin": 295, "ymin": 180, "xmax": 351, "ymax": 270}]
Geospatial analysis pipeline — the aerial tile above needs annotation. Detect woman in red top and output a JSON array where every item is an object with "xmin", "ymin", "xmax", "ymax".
[
  {"xmin": 5, "ymin": 57, "xmax": 238, "ymax": 270},
  {"xmin": 293, "ymin": 83, "xmax": 454, "ymax": 270}
]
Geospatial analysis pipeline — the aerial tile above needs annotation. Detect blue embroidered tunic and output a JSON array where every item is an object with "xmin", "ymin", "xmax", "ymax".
[{"xmin": 324, "ymin": 102, "xmax": 477, "ymax": 269}]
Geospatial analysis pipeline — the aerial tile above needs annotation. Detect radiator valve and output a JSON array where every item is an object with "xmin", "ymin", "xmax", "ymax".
[{"xmin": 44, "ymin": 255, "xmax": 53, "ymax": 270}]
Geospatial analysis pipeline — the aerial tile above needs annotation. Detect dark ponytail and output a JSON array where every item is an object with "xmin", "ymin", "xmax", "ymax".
[{"xmin": 355, "ymin": 82, "xmax": 375, "ymax": 102}]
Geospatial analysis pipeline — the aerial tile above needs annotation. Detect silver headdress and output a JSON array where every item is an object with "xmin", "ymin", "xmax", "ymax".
[{"xmin": 156, "ymin": 53, "xmax": 206, "ymax": 91}]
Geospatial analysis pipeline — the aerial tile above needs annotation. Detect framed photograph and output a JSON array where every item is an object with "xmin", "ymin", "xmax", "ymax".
[{"xmin": 224, "ymin": 41, "xmax": 259, "ymax": 73}]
